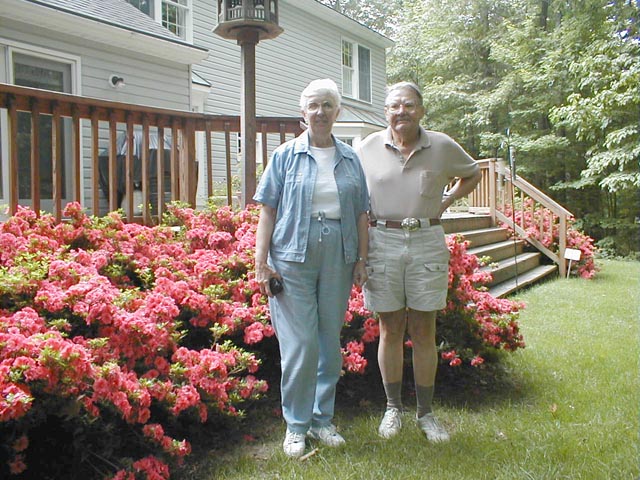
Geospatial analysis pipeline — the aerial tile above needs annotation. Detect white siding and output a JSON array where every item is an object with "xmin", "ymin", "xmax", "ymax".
[
  {"xmin": 2, "ymin": 22, "xmax": 191, "ymax": 109},
  {"xmin": 190, "ymin": 0, "xmax": 390, "ymax": 200},
  {"xmin": 192, "ymin": 0, "xmax": 388, "ymax": 118}
]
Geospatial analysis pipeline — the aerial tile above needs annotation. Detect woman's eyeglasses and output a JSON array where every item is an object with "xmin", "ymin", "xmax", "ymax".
[{"xmin": 306, "ymin": 101, "xmax": 336, "ymax": 113}]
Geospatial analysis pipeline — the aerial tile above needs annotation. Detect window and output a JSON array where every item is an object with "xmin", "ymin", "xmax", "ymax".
[
  {"xmin": 9, "ymin": 50, "xmax": 75, "ymax": 210},
  {"xmin": 126, "ymin": 0, "xmax": 151, "ymax": 15},
  {"xmin": 341, "ymin": 39, "xmax": 371, "ymax": 103},
  {"xmin": 162, "ymin": 0, "xmax": 190, "ymax": 39},
  {"xmin": 126, "ymin": 0, "xmax": 192, "ymax": 42}
]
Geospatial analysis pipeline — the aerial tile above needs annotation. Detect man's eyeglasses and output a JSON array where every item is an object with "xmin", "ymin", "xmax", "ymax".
[
  {"xmin": 385, "ymin": 102, "xmax": 420, "ymax": 114},
  {"xmin": 306, "ymin": 101, "xmax": 336, "ymax": 113}
]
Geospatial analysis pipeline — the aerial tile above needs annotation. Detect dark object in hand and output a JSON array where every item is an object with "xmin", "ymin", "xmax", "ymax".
[{"xmin": 269, "ymin": 277, "xmax": 284, "ymax": 295}]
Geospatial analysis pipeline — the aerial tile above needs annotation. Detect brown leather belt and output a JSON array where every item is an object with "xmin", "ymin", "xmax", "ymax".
[{"xmin": 369, "ymin": 218, "xmax": 441, "ymax": 230}]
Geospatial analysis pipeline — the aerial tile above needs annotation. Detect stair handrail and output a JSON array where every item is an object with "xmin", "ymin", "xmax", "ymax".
[{"xmin": 485, "ymin": 158, "xmax": 573, "ymax": 277}]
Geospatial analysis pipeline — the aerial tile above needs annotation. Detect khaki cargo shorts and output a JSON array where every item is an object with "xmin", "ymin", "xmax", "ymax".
[{"xmin": 363, "ymin": 225, "xmax": 450, "ymax": 313}]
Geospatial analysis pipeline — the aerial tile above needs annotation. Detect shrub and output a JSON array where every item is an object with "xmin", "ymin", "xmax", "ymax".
[
  {"xmin": 499, "ymin": 199, "xmax": 599, "ymax": 279},
  {"xmin": 341, "ymin": 234, "xmax": 525, "ymax": 372},
  {"xmin": 0, "ymin": 203, "xmax": 525, "ymax": 478},
  {"xmin": 1, "ymin": 204, "xmax": 268, "ymax": 479}
]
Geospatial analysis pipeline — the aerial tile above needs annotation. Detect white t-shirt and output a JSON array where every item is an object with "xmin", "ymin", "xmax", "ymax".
[{"xmin": 310, "ymin": 146, "xmax": 341, "ymax": 219}]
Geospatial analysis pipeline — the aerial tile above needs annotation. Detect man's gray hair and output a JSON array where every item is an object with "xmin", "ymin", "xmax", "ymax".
[
  {"xmin": 385, "ymin": 81, "xmax": 424, "ymax": 105},
  {"xmin": 300, "ymin": 78, "xmax": 341, "ymax": 110}
]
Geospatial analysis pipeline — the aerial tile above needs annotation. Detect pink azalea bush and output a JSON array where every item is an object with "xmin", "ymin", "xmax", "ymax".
[
  {"xmin": 341, "ymin": 234, "xmax": 526, "ymax": 372},
  {"xmin": 1, "ymin": 202, "xmax": 525, "ymax": 478},
  {"xmin": 0, "ymin": 203, "xmax": 269, "ymax": 478},
  {"xmin": 500, "ymin": 199, "xmax": 598, "ymax": 279}
]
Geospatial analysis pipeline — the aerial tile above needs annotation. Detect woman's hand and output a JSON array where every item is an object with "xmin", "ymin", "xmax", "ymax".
[
  {"xmin": 353, "ymin": 260, "xmax": 368, "ymax": 287},
  {"xmin": 255, "ymin": 205, "xmax": 279, "ymax": 297},
  {"xmin": 256, "ymin": 261, "xmax": 280, "ymax": 297}
]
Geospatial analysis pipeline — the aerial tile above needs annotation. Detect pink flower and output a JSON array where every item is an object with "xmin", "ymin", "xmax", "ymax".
[
  {"xmin": 441, "ymin": 350, "xmax": 457, "ymax": 361},
  {"xmin": 9, "ymin": 454, "xmax": 27, "ymax": 474},
  {"xmin": 471, "ymin": 356, "xmax": 485, "ymax": 367},
  {"xmin": 12, "ymin": 435, "xmax": 29, "ymax": 452},
  {"xmin": 243, "ymin": 322, "xmax": 264, "ymax": 345}
]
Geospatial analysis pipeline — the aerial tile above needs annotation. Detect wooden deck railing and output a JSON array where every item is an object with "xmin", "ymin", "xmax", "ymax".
[
  {"xmin": 0, "ymin": 83, "xmax": 303, "ymax": 224},
  {"xmin": 466, "ymin": 158, "xmax": 573, "ymax": 277}
]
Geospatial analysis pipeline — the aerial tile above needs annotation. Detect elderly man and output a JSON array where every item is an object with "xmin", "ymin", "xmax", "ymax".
[{"xmin": 356, "ymin": 82, "xmax": 481, "ymax": 442}]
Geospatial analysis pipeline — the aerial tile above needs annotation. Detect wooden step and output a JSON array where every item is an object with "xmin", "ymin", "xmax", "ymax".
[
  {"xmin": 489, "ymin": 264, "xmax": 558, "ymax": 298},
  {"xmin": 441, "ymin": 213, "xmax": 492, "ymax": 234},
  {"xmin": 442, "ymin": 212, "xmax": 560, "ymax": 297},
  {"xmin": 457, "ymin": 226, "xmax": 510, "ymax": 248},
  {"xmin": 482, "ymin": 252, "xmax": 542, "ymax": 286},
  {"xmin": 467, "ymin": 239, "xmax": 525, "ymax": 263}
]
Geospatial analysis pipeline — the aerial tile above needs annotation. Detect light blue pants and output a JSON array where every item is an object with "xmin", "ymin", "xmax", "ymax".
[{"xmin": 269, "ymin": 218, "xmax": 353, "ymax": 434}]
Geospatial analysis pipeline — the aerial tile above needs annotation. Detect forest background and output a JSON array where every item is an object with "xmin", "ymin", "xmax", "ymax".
[{"xmin": 322, "ymin": 0, "xmax": 639, "ymax": 257}]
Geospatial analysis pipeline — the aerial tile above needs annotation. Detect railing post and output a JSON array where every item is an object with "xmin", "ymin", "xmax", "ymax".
[
  {"xmin": 108, "ymin": 111, "xmax": 119, "ymax": 213},
  {"xmin": 72, "ymin": 105, "xmax": 82, "ymax": 203},
  {"xmin": 141, "ymin": 115, "xmax": 151, "ymax": 225},
  {"xmin": 224, "ymin": 121, "xmax": 232, "ymax": 207},
  {"xmin": 489, "ymin": 158, "xmax": 497, "ymax": 226},
  {"xmin": 90, "ymin": 108, "xmax": 100, "ymax": 216},
  {"xmin": 30, "ymin": 98, "xmax": 41, "ymax": 215},
  {"xmin": 171, "ymin": 118, "xmax": 180, "ymax": 202},
  {"xmin": 559, "ymin": 215, "xmax": 567, "ymax": 277},
  {"xmin": 205, "ymin": 120, "xmax": 213, "ymax": 198},
  {"xmin": 51, "ymin": 101, "xmax": 62, "ymax": 222},
  {"xmin": 180, "ymin": 118, "xmax": 197, "ymax": 207},
  {"xmin": 6, "ymin": 94, "xmax": 18, "ymax": 216},
  {"xmin": 125, "ymin": 114, "xmax": 135, "ymax": 221},
  {"xmin": 157, "ymin": 122, "xmax": 166, "ymax": 218}
]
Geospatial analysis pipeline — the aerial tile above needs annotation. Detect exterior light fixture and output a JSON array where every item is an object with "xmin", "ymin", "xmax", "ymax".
[{"xmin": 109, "ymin": 75, "xmax": 126, "ymax": 88}]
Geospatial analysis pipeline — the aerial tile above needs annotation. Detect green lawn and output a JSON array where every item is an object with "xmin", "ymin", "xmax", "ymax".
[{"xmin": 177, "ymin": 259, "xmax": 639, "ymax": 479}]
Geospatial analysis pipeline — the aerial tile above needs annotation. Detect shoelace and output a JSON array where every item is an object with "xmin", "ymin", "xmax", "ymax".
[{"xmin": 382, "ymin": 410, "xmax": 400, "ymax": 428}]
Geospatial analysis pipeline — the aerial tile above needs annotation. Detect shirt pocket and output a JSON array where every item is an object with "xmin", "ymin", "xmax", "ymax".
[
  {"xmin": 284, "ymin": 172, "xmax": 304, "ymax": 184},
  {"xmin": 419, "ymin": 170, "xmax": 443, "ymax": 198}
]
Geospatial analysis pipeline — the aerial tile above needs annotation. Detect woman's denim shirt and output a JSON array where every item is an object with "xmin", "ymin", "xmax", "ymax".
[{"xmin": 253, "ymin": 132, "xmax": 369, "ymax": 264}]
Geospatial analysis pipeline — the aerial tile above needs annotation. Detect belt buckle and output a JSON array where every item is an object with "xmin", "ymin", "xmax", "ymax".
[{"xmin": 401, "ymin": 217, "xmax": 420, "ymax": 231}]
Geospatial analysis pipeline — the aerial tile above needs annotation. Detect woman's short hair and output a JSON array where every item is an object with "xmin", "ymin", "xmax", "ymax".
[
  {"xmin": 300, "ymin": 78, "xmax": 341, "ymax": 110},
  {"xmin": 385, "ymin": 81, "xmax": 424, "ymax": 105}
]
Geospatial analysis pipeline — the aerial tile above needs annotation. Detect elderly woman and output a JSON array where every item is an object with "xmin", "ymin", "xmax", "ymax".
[{"xmin": 253, "ymin": 78, "xmax": 369, "ymax": 458}]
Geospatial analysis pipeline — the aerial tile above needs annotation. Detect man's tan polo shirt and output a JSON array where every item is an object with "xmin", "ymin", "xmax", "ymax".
[{"xmin": 356, "ymin": 127, "xmax": 479, "ymax": 220}]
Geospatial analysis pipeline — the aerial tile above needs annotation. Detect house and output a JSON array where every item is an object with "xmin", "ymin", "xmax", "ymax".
[
  {"xmin": 0, "ymin": 1, "xmax": 576, "ymax": 293},
  {"xmin": 0, "ymin": 0, "xmax": 393, "ymax": 213}
]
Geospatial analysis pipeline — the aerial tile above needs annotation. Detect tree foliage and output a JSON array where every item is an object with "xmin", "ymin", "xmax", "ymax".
[
  {"xmin": 346, "ymin": 0, "xmax": 638, "ymax": 255},
  {"xmin": 316, "ymin": 0, "xmax": 404, "ymax": 38}
]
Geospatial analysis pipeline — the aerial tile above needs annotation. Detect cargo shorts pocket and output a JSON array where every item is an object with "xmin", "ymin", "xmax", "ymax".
[
  {"xmin": 423, "ymin": 263, "xmax": 449, "ymax": 289},
  {"xmin": 365, "ymin": 263, "xmax": 386, "ymax": 292}
]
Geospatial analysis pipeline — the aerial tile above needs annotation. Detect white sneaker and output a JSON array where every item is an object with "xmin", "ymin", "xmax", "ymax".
[
  {"xmin": 307, "ymin": 424, "xmax": 346, "ymax": 447},
  {"xmin": 283, "ymin": 430, "xmax": 306, "ymax": 458},
  {"xmin": 378, "ymin": 407, "xmax": 402, "ymax": 438},
  {"xmin": 416, "ymin": 413, "xmax": 450, "ymax": 443}
]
